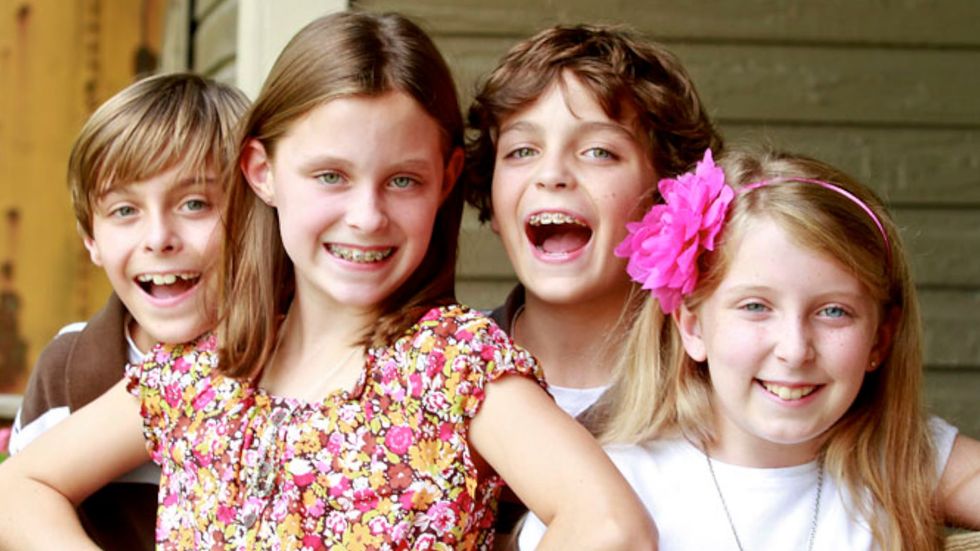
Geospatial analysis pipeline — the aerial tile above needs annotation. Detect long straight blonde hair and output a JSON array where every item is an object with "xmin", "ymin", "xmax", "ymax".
[
  {"xmin": 216, "ymin": 12, "xmax": 464, "ymax": 379},
  {"xmin": 589, "ymin": 148, "xmax": 943, "ymax": 550}
]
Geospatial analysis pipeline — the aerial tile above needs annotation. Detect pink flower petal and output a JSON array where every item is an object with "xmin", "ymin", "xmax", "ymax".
[{"xmin": 615, "ymin": 148, "xmax": 734, "ymax": 313}]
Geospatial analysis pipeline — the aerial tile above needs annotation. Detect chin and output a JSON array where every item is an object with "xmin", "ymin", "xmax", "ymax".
[
  {"xmin": 153, "ymin": 323, "xmax": 212, "ymax": 346},
  {"xmin": 524, "ymin": 282, "xmax": 585, "ymax": 305}
]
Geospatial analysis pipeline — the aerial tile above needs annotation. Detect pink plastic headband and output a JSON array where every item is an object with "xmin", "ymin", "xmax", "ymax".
[
  {"xmin": 741, "ymin": 178, "xmax": 892, "ymax": 267},
  {"xmin": 615, "ymin": 149, "xmax": 893, "ymax": 314}
]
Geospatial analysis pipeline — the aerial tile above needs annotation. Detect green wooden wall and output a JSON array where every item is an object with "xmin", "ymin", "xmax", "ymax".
[{"xmin": 187, "ymin": 0, "xmax": 980, "ymax": 437}]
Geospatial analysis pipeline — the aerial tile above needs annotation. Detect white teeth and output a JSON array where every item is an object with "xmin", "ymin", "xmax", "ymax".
[
  {"xmin": 136, "ymin": 272, "xmax": 198, "ymax": 285},
  {"xmin": 762, "ymin": 382, "xmax": 817, "ymax": 400},
  {"xmin": 528, "ymin": 212, "xmax": 587, "ymax": 227},
  {"xmin": 328, "ymin": 245, "xmax": 393, "ymax": 263}
]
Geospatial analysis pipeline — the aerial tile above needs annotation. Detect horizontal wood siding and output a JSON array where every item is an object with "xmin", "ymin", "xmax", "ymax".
[
  {"xmin": 357, "ymin": 0, "xmax": 980, "ymax": 47},
  {"xmin": 193, "ymin": 0, "xmax": 238, "ymax": 83},
  {"xmin": 723, "ymin": 125, "xmax": 980, "ymax": 207},
  {"xmin": 356, "ymin": 0, "xmax": 980, "ymax": 436}
]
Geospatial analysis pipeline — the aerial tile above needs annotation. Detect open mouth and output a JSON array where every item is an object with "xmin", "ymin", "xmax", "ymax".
[
  {"xmin": 135, "ymin": 272, "xmax": 200, "ymax": 299},
  {"xmin": 525, "ymin": 211, "xmax": 593, "ymax": 255},
  {"xmin": 759, "ymin": 380, "xmax": 820, "ymax": 401},
  {"xmin": 327, "ymin": 244, "xmax": 394, "ymax": 264}
]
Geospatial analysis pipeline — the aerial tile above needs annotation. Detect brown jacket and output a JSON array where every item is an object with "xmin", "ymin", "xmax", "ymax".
[
  {"xmin": 490, "ymin": 286, "xmax": 529, "ymax": 537},
  {"xmin": 15, "ymin": 293, "xmax": 156, "ymax": 551}
]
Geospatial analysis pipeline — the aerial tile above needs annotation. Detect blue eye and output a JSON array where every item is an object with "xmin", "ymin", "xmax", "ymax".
[
  {"xmin": 183, "ymin": 199, "xmax": 208, "ymax": 212},
  {"xmin": 584, "ymin": 147, "xmax": 615, "ymax": 160},
  {"xmin": 390, "ymin": 176, "xmax": 416, "ymax": 189},
  {"xmin": 506, "ymin": 147, "xmax": 536, "ymax": 159},
  {"xmin": 820, "ymin": 306, "xmax": 848, "ymax": 318},
  {"xmin": 740, "ymin": 302, "xmax": 768, "ymax": 313},
  {"xmin": 111, "ymin": 205, "xmax": 137, "ymax": 218},
  {"xmin": 315, "ymin": 172, "xmax": 343, "ymax": 185}
]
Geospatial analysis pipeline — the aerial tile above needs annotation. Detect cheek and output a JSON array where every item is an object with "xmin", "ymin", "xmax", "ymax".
[
  {"xmin": 489, "ymin": 169, "xmax": 523, "ymax": 213},
  {"xmin": 826, "ymin": 334, "xmax": 877, "ymax": 380},
  {"xmin": 600, "ymin": 178, "xmax": 652, "ymax": 224},
  {"xmin": 200, "ymin": 227, "xmax": 222, "ymax": 260},
  {"xmin": 197, "ymin": 216, "xmax": 224, "ymax": 255},
  {"xmin": 402, "ymin": 201, "xmax": 441, "ymax": 243},
  {"xmin": 278, "ymin": 200, "xmax": 331, "ymax": 241},
  {"xmin": 88, "ymin": 232, "xmax": 129, "ymax": 267},
  {"xmin": 704, "ymin": 321, "xmax": 764, "ymax": 369}
]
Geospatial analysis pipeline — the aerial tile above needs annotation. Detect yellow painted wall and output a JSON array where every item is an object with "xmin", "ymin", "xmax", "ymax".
[{"xmin": 0, "ymin": 0, "xmax": 162, "ymax": 392}]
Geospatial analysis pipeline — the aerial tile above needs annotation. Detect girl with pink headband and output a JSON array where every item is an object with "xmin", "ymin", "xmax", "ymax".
[{"xmin": 520, "ymin": 148, "xmax": 980, "ymax": 550}]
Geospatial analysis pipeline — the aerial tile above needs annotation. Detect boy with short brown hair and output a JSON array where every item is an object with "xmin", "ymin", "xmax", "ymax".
[
  {"xmin": 10, "ymin": 72, "xmax": 247, "ymax": 550},
  {"xmin": 465, "ymin": 23, "xmax": 722, "ymax": 536}
]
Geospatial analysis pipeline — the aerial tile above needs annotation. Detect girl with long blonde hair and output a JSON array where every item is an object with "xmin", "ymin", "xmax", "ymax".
[{"xmin": 521, "ymin": 147, "xmax": 980, "ymax": 550}]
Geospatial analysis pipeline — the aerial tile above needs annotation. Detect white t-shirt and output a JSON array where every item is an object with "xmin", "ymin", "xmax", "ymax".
[
  {"xmin": 519, "ymin": 417, "xmax": 958, "ymax": 551},
  {"xmin": 548, "ymin": 384, "xmax": 608, "ymax": 418}
]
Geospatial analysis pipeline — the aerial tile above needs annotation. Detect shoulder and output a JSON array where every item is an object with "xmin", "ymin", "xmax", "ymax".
[
  {"xmin": 11, "ymin": 325, "xmax": 87, "ymax": 452},
  {"xmin": 418, "ymin": 303, "xmax": 500, "ymax": 330},
  {"xmin": 56, "ymin": 321, "xmax": 87, "ymax": 337},
  {"xmin": 391, "ymin": 305, "xmax": 541, "ymax": 416},
  {"xmin": 409, "ymin": 304, "xmax": 515, "ymax": 349},
  {"xmin": 35, "ymin": 328, "xmax": 81, "ymax": 375},
  {"xmin": 17, "ymin": 329, "xmax": 82, "ymax": 418},
  {"xmin": 929, "ymin": 415, "xmax": 960, "ymax": 473},
  {"xmin": 38, "ymin": 317, "xmax": 92, "ymax": 370},
  {"xmin": 142, "ymin": 333, "xmax": 218, "ymax": 373},
  {"xmin": 127, "ymin": 333, "xmax": 219, "ymax": 393},
  {"xmin": 605, "ymin": 438, "xmax": 696, "ymax": 484},
  {"xmin": 126, "ymin": 334, "xmax": 226, "ymax": 428}
]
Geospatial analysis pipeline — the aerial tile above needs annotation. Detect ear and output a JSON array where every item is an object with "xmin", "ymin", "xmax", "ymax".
[
  {"xmin": 674, "ymin": 303, "xmax": 707, "ymax": 362},
  {"xmin": 241, "ymin": 138, "xmax": 276, "ymax": 206},
  {"xmin": 441, "ymin": 146, "xmax": 464, "ymax": 202},
  {"xmin": 81, "ymin": 233, "xmax": 103, "ymax": 267},
  {"xmin": 489, "ymin": 212, "xmax": 500, "ymax": 234},
  {"xmin": 868, "ymin": 306, "xmax": 900, "ymax": 372}
]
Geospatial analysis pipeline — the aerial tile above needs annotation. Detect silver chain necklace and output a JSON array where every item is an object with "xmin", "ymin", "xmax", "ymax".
[{"xmin": 704, "ymin": 451, "xmax": 824, "ymax": 551}]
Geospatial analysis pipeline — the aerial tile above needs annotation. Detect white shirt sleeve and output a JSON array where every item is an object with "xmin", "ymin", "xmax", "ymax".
[{"xmin": 929, "ymin": 416, "xmax": 959, "ymax": 478}]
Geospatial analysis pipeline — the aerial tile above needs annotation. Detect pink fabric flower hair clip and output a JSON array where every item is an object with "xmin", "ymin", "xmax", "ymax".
[{"xmin": 614, "ymin": 149, "xmax": 733, "ymax": 314}]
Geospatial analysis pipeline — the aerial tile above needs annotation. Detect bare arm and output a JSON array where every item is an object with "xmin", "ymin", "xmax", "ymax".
[
  {"xmin": 0, "ymin": 380, "xmax": 149, "ymax": 549},
  {"xmin": 939, "ymin": 434, "xmax": 980, "ymax": 529},
  {"xmin": 469, "ymin": 375, "xmax": 657, "ymax": 550}
]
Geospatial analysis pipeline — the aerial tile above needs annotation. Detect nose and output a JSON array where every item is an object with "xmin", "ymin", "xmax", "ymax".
[
  {"xmin": 534, "ymin": 151, "xmax": 576, "ymax": 191},
  {"xmin": 143, "ymin": 211, "xmax": 181, "ymax": 254},
  {"xmin": 344, "ymin": 185, "xmax": 388, "ymax": 233},
  {"xmin": 773, "ymin": 315, "xmax": 815, "ymax": 368}
]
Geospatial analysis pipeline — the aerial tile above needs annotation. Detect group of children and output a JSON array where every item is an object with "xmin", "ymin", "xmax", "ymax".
[{"xmin": 0, "ymin": 9, "xmax": 977, "ymax": 551}]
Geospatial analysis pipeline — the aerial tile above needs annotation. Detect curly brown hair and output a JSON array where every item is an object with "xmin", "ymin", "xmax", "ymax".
[{"xmin": 465, "ymin": 24, "xmax": 722, "ymax": 221}]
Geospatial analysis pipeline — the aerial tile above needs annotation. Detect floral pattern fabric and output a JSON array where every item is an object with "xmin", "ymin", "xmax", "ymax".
[{"xmin": 126, "ymin": 305, "xmax": 543, "ymax": 551}]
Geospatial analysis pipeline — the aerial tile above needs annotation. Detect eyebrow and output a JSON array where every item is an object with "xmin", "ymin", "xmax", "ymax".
[
  {"xmin": 98, "ymin": 175, "xmax": 216, "ymax": 200},
  {"xmin": 721, "ymin": 283, "xmax": 866, "ymax": 301},
  {"xmin": 174, "ymin": 175, "xmax": 217, "ymax": 188},
  {"xmin": 498, "ymin": 119, "xmax": 639, "ymax": 141},
  {"xmin": 295, "ymin": 153, "xmax": 437, "ymax": 174}
]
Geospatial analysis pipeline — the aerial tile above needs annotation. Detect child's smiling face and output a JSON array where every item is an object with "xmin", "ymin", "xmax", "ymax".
[
  {"xmin": 243, "ymin": 91, "xmax": 457, "ymax": 315},
  {"xmin": 490, "ymin": 72, "xmax": 657, "ymax": 307},
  {"xmin": 676, "ymin": 217, "xmax": 887, "ymax": 467},
  {"xmin": 84, "ymin": 164, "xmax": 223, "ymax": 351}
]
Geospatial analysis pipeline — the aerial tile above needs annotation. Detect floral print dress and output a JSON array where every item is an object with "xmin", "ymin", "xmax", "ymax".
[{"xmin": 126, "ymin": 305, "xmax": 543, "ymax": 551}]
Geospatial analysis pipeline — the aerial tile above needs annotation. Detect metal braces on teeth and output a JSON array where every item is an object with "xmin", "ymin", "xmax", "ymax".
[
  {"xmin": 528, "ymin": 212, "xmax": 586, "ymax": 226},
  {"xmin": 330, "ymin": 246, "xmax": 391, "ymax": 263}
]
